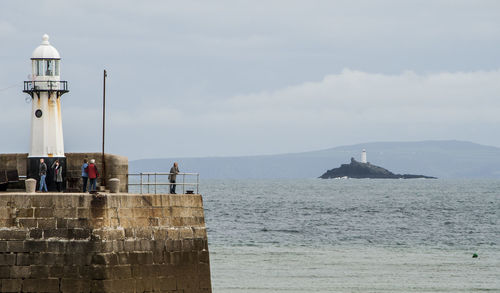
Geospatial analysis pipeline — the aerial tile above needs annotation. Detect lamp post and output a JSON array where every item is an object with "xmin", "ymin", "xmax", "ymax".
[{"xmin": 102, "ymin": 69, "xmax": 107, "ymax": 187}]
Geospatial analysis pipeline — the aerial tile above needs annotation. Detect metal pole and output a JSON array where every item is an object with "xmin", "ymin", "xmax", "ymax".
[
  {"xmin": 182, "ymin": 173, "xmax": 185, "ymax": 194},
  {"xmin": 197, "ymin": 174, "xmax": 199, "ymax": 194},
  {"xmin": 102, "ymin": 69, "xmax": 107, "ymax": 188}
]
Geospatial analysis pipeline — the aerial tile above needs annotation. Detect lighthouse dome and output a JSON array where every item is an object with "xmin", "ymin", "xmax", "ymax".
[{"xmin": 31, "ymin": 34, "xmax": 60, "ymax": 59}]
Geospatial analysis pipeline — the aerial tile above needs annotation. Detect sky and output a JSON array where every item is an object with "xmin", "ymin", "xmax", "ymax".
[{"xmin": 1, "ymin": 0, "xmax": 500, "ymax": 159}]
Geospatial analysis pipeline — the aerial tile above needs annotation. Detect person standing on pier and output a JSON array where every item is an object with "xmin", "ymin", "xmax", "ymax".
[
  {"xmin": 87, "ymin": 159, "xmax": 99, "ymax": 192},
  {"xmin": 169, "ymin": 162, "xmax": 179, "ymax": 194},
  {"xmin": 81, "ymin": 158, "xmax": 89, "ymax": 192},
  {"xmin": 52, "ymin": 160, "xmax": 63, "ymax": 192},
  {"xmin": 38, "ymin": 158, "xmax": 48, "ymax": 192}
]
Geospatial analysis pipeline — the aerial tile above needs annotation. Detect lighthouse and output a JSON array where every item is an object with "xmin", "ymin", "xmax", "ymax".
[
  {"xmin": 23, "ymin": 34, "xmax": 69, "ymax": 188},
  {"xmin": 361, "ymin": 149, "xmax": 367, "ymax": 163}
]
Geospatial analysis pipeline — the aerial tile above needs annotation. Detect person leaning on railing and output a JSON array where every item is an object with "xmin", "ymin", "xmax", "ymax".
[{"xmin": 168, "ymin": 162, "xmax": 179, "ymax": 194}]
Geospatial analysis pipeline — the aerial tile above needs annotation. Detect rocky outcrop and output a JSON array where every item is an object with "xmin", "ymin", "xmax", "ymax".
[{"xmin": 320, "ymin": 158, "xmax": 436, "ymax": 179}]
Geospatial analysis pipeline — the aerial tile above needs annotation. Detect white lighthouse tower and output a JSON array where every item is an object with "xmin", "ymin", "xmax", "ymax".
[
  {"xmin": 361, "ymin": 149, "xmax": 367, "ymax": 163},
  {"xmin": 23, "ymin": 34, "xmax": 69, "ymax": 187}
]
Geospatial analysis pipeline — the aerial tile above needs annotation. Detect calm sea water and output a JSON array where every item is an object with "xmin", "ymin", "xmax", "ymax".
[{"xmin": 200, "ymin": 179, "xmax": 499, "ymax": 292}]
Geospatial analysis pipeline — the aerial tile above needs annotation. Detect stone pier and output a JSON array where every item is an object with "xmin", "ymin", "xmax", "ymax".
[{"xmin": 0, "ymin": 192, "xmax": 212, "ymax": 292}]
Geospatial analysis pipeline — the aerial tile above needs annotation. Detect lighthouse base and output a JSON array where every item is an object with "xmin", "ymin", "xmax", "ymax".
[{"xmin": 27, "ymin": 157, "xmax": 66, "ymax": 192}]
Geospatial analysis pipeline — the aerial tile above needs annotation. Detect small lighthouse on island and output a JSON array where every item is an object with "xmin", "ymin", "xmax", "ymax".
[
  {"xmin": 361, "ymin": 149, "xmax": 367, "ymax": 163},
  {"xmin": 23, "ymin": 34, "xmax": 69, "ymax": 188}
]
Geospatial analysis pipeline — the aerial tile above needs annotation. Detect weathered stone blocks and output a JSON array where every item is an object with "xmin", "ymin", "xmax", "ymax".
[{"xmin": 0, "ymin": 193, "xmax": 212, "ymax": 292}]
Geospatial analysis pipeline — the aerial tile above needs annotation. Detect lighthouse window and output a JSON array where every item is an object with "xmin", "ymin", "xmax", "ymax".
[
  {"xmin": 46, "ymin": 60, "xmax": 55, "ymax": 76},
  {"xmin": 55, "ymin": 60, "xmax": 60, "ymax": 76},
  {"xmin": 35, "ymin": 109, "xmax": 43, "ymax": 118},
  {"xmin": 36, "ymin": 60, "xmax": 46, "ymax": 76}
]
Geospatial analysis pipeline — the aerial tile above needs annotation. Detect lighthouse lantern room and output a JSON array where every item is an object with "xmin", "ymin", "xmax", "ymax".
[{"xmin": 23, "ymin": 34, "xmax": 69, "ymax": 188}]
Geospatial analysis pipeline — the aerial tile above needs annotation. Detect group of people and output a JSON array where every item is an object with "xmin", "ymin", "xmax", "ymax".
[
  {"xmin": 81, "ymin": 158, "xmax": 100, "ymax": 192},
  {"xmin": 38, "ymin": 158, "xmax": 63, "ymax": 192},
  {"xmin": 39, "ymin": 158, "xmax": 179, "ymax": 194},
  {"xmin": 38, "ymin": 158, "xmax": 99, "ymax": 193}
]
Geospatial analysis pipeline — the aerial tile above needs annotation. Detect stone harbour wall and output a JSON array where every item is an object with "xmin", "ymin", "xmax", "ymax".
[
  {"xmin": 65, "ymin": 153, "xmax": 129, "ymax": 193},
  {"xmin": 0, "ymin": 193, "xmax": 212, "ymax": 292},
  {"xmin": 0, "ymin": 153, "xmax": 128, "ymax": 192},
  {"xmin": 0, "ymin": 154, "xmax": 27, "ymax": 177}
]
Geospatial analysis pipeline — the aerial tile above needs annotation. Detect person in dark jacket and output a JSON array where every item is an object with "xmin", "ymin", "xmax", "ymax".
[
  {"xmin": 39, "ymin": 158, "xmax": 48, "ymax": 192},
  {"xmin": 51, "ymin": 160, "xmax": 63, "ymax": 192},
  {"xmin": 168, "ymin": 162, "xmax": 179, "ymax": 194},
  {"xmin": 87, "ymin": 159, "xmax": 99, "ymax": 192}
]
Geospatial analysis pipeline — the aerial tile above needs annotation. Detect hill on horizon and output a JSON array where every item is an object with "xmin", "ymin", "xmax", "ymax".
[{"xmin": 130, "ymin": 140, "xmax": 500, "ymax": 179}]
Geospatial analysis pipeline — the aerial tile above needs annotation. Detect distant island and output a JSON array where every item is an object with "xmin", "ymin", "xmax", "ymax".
[
  {"xmin": 320, "ymin": 158, "xmax": 436, "ymax": 179},
  {"xmin": 131, "ymin": 141, "xmax": 498, "ymax": 179}
]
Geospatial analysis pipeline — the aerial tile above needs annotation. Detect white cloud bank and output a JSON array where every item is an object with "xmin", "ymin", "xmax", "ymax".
[
  {"xmin": 101, "ymin": 69, "xmax": 500, "ymax": 157},
  {"xmin": 213, "ymin": 69, "xmax": 500, "ymax": 126}
]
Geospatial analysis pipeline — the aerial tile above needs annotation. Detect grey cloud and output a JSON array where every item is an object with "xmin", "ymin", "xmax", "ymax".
[{"xmin": 1, "ymin": 1, "xmax": 500, "ymax": 159}]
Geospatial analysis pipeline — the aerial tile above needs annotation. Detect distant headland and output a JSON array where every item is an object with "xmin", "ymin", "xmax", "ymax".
[{"xmin": 319, "ymin": 157, "xmax": 436, "ymax": 179}]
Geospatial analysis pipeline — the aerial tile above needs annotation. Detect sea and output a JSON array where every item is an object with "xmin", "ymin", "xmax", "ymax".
[{"xmin": 200, "ymin": 179, "xmax": 499, "ymax": 293}]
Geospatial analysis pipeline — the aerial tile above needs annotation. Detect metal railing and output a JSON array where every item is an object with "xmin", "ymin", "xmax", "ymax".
[
  {"xmin": 23, "ymin": 80, "xmax": 69, "ymax": 92},
  {"xmin": 127, "ymin": 172, "xmax": 199, "ymax": 194}
]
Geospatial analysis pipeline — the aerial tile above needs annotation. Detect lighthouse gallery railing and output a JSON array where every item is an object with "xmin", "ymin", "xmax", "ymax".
[{"xmin": 23, "ymin": 80, "xmax": 68, "ymax": 92}]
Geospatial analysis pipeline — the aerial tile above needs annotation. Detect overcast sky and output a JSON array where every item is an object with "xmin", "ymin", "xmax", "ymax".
[{"xmin": 1, "ymin": 0, "xmax": 500, "ymax": 159}]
